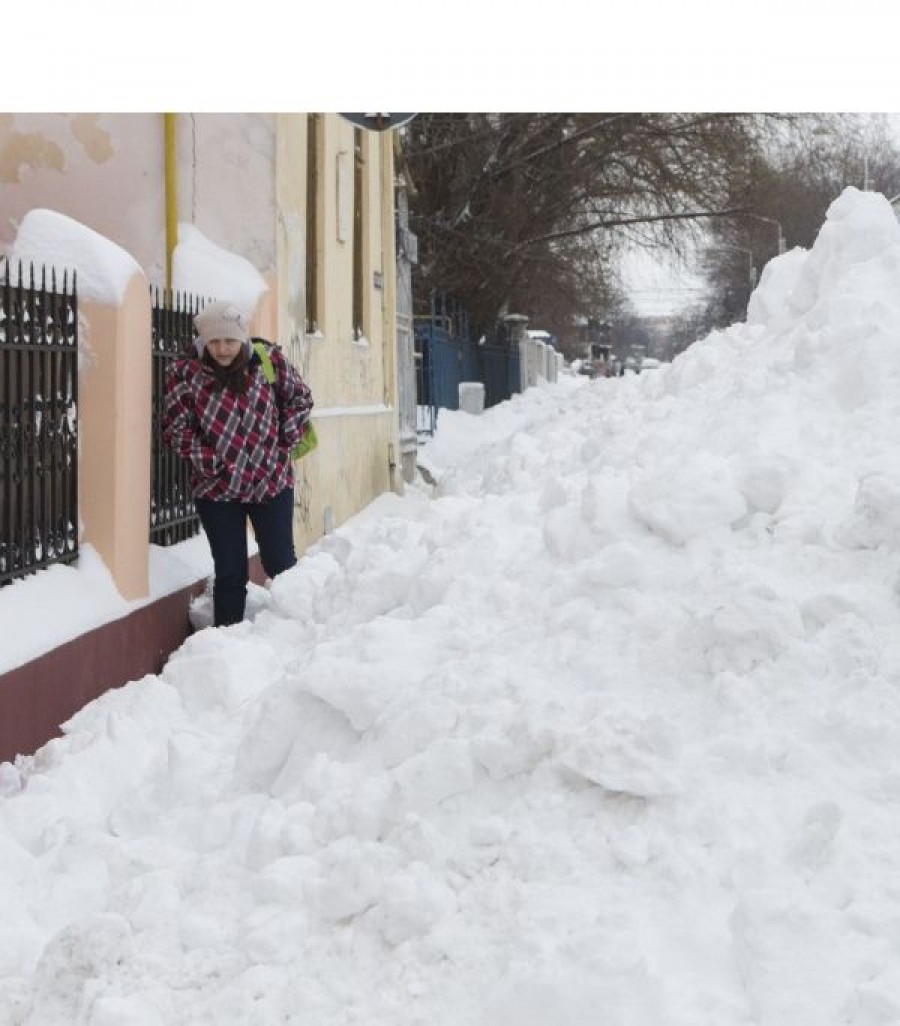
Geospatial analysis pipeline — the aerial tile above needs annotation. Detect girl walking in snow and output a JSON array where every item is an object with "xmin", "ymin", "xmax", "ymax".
[{"xmin": 163, "ymin": 299, "xmax": 314, "ymax": 627}]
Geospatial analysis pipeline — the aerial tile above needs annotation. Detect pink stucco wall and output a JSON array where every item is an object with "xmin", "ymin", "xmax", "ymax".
[{"xmin": 0, "ymin": 113, "xmax": 276, "ymax": 285}]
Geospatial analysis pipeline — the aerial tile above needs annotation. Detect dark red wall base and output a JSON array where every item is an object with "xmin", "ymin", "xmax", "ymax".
[{"xmin": 0, "ymin": 556, "xmax": 265, "ymax": 765}]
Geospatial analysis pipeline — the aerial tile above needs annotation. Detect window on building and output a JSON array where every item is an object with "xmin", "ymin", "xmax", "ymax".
[
  {"xmin": 305, "ymin": 114, "xmax": 322, "ymax": 335},
  {"xmin": 352, "ymin": 127, "xmax": 367, "ymax": 339}
]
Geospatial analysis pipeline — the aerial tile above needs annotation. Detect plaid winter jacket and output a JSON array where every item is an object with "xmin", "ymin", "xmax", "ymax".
[{"xmin": 163, "ymin": 343, "xmax": 314, "ymax": 503}]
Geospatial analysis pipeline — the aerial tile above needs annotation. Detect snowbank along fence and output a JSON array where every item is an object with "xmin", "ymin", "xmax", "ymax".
[{"xmin": 0, "ymin": 261, "xmax": 79, "ymax": 587}]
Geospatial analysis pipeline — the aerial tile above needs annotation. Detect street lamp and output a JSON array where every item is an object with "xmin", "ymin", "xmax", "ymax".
[
  {"xmin": 706, "ymin": 244, "xmax": 757, "ymax": 288},
  {"xmin": 744, "ymin": 213, "xmax": 786, "ymax": 256}
]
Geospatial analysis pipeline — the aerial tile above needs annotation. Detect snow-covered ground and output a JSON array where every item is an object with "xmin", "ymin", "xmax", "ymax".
[{"xmin": 4, "ymin": 187, "xmax": 900, "ymax": 1024}]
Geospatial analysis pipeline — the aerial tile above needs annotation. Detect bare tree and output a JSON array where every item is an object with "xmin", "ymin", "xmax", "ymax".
[
  {"xmin": 404, "ymin": 113, "xmax": 774, "ymax": 340},
  {"xmin": 697, "ymin": 113, "xmax": 900, "ymax": 326}
]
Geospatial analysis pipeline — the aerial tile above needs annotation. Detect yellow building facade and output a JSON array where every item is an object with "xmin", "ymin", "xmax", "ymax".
[
  {"xmin": 274, "ymin": 114, "xmax": 401, "ymax": 550},
  {"xmin": 0, "ymin": 112, "xmax": 402, "ymax": 558}
]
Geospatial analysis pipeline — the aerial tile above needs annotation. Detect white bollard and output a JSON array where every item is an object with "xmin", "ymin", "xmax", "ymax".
[{"xmin": 459, "ymin": 381, "xmax": 486, "ymax": 414}]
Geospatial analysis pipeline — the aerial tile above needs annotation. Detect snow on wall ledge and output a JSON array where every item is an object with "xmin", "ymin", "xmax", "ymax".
[
  {"xmin": 6, "ymin": 208, "xmax": 143, "ymax": 305},
  {"xmin": 172, "ymin": 223, "xmax": 268, "ymax": 317}
]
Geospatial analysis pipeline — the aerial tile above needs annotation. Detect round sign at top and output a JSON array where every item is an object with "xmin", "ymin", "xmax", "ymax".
[{"xmin": 339, "ymin": 113, "xmax": 417, "ymax": 132}]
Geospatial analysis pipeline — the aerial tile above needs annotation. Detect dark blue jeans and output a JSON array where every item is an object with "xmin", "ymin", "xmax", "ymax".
[{"xmin": 195, "ymin": 486, "xmax": 296, "ymax": 627}]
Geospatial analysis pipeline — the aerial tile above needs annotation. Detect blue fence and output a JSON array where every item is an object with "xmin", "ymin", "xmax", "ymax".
[
  {"xmin": 414, "ymin": 295, "xmax": 521, "ymax": 436},
  {"xmin": 480, "ymin": 342, "xmax": 521, "ymax": 409}
]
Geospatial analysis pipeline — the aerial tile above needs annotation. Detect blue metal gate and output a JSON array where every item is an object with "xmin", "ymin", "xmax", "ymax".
[{"xmin": 415, "ymin": 293, "xmax": 521, "ymax": 436}]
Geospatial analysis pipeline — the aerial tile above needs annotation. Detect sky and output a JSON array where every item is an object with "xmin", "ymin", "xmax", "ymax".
[
  {"xmin": 619, "ymin": 247, "xmax": 709, "ymax": 318},
  {"xmin": 6, "ymin": 4, "xmax": 900, "ymax": 112},
  {"xmin": 4, "ymin": 186, "xmax": 900, "ymax": 1022}
]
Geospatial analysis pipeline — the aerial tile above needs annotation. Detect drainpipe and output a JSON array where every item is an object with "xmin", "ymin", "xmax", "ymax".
[{"xmin": 164, "ymin": 113, "xmax": 177, "ymax": 290}]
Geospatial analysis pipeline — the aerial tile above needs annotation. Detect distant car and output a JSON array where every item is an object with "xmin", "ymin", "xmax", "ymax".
[
  {"xmin": 640, "ymin": 357, "xmax": 662, "ymax": 371},
  {"xmin": 578, "ymin": 361, "xmax": 594, "ymax": 377}
]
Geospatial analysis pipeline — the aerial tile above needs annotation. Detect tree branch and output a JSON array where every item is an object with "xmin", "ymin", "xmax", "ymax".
[{"xmin": 505, "ymin": 207, "xmax": 752, "ymax": 257}]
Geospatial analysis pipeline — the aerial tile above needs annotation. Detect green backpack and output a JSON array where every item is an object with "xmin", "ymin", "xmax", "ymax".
[{"xmin": 252, "ymin": 339, "xmax": 318, "ymax": 461}]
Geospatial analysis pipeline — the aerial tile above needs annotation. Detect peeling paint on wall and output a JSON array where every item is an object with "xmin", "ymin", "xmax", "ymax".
[
  {"xmin": 279, "ymin": 209, "xmax": 305, "ymax": 326},
  {"xmin": 69, "ymin": 114, "xmax": 114, "ymax": 164},
  {"xmin": 0, "ymin": 115, "xmax": 65, "ymax": 184}
]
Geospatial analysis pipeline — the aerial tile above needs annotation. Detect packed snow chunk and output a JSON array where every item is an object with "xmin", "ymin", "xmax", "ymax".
[
  {"xmin": 787, "ymin": 800, "xmax": 842, "ymax": 871},
  {"xmin": 267, "ymin": 550, "xmax": 343, "ymax": 623},
  {"xmin": 393, "ymin": 739, "xmax": 476, "ymax": 814},
  {"xmin": 557, "ymin": 710, "xmax": 682, "ymax": 798},
  {"xmin": 481, "ymin": 961, "xmax": 664, "ymax": 1026},
  {"xmin": 730, "ymin": 888, "xmax": 852, "ymax": 1026},
  {"xmin": 297, "ymin": 658, "xmax": 403, "ymax": 733},
  {"xmin": 697, "ymin": 581, "xmax": 806, "ymax": 676},
  {"xmin": 173, "ymin": 223, "xmax": 268, "ymax": 318},
  {"xmin": 578, "ymin": 542, "xmax": 647, "ymax": 590},
  {"xmin": 628, "ymin": 455, "xmax": 747, "ymax": 545},
  {"xmin": 579, "ymin": 475, "xmax": 634, "ymax": 541},
  {"xmin": 26, "ymin": 914, "xmax": 136, "ymax": 1025},
  {"xmin": 738, "ymin": 462, "xmax": 792, "ymax": 515},
  {"xmin": 161, "ymin": 627, "xmax": 283, "ymax": 716},
  {"xmin": 84, "ymin": 995, "xmax": 166, "ymax": 1026},
  {"xmin": 470, "ymin": 717, "xmax": 554, "ymax": 780},
  {"xmin": 542, "ymin": 503, "xmax": 586, "ymax": 561},
  {"xmin": 305, "ymin": 837, "xmax": 397, "ymax": 922},
  {"xmin": 835, "ymin": 472, "xmax": 900, "ymax": 550},
  {"xmin": 371, "ymin": 696, "xmax": 460, "ymax": 769},
  {"xmin": 746, "ymin": 246, "xmax": 808, "ymax": 328},
  {"xmin": 233, "ymin": 688, "xmax": 358, "ymax": 793},
  {"xmin": 8, "ymin": 208, "xmax": 143, "ymax": 305},
  {"xmin": 370, "ymin": 861, "xmax": 458, "ymax": 945},
  {"xmin": 543, "ymin": 478, "xmax": 633, "ymax": 560}
]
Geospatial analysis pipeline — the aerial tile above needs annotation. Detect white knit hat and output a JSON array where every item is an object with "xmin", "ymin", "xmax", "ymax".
[{"xmin": 193, "ymin": 300, "xmax": 250, "ymax": 356}]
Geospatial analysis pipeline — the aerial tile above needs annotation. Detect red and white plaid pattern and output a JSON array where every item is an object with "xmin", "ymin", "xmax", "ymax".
[{"xmin": 163, "ymin": 344, "xmax": 314, "ymax": 503}]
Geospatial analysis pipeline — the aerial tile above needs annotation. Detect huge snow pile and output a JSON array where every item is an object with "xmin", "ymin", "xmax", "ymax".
[{"xmin": 4, "ymin": 187, "xmax": 900, "ymax": 1024}]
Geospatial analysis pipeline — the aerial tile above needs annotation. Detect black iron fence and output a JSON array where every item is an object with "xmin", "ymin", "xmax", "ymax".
[
  {"xmin": 0, "ymin": 262, "xmax": 79, "ymax": 587},
  {"xmin": 150, "ymin": 288, "xmax": 203, "ymax": 546}
]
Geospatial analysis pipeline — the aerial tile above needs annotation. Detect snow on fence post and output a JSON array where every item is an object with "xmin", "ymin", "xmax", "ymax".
[
  {"xmin": 79, "ymin": 272, "xmax": 152, "ymax": 600},
  {"xmin": 552, "ymin": 351, "xmax": 563, "ymax": 380},
  {"xmin": 543, "ymin": 344, "xmax": 555, "ymax": 382},
  {"xmin": 528, "ymin": 338, "xmax": 539, "ymax": 388},
  {"xmin": 536, "ymin": 340, "xmax": 548, "ymax": 381}
]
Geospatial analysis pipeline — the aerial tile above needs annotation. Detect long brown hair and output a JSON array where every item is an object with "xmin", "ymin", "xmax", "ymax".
[{"xmin": 202, "ymin": 346, "xmax": 251, "ymax": 394}]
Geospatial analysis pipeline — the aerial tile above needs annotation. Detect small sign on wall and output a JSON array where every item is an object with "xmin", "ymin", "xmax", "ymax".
[{"xmin": 373, "ymin": 271, "xmax": 383, "ymax": 290}]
